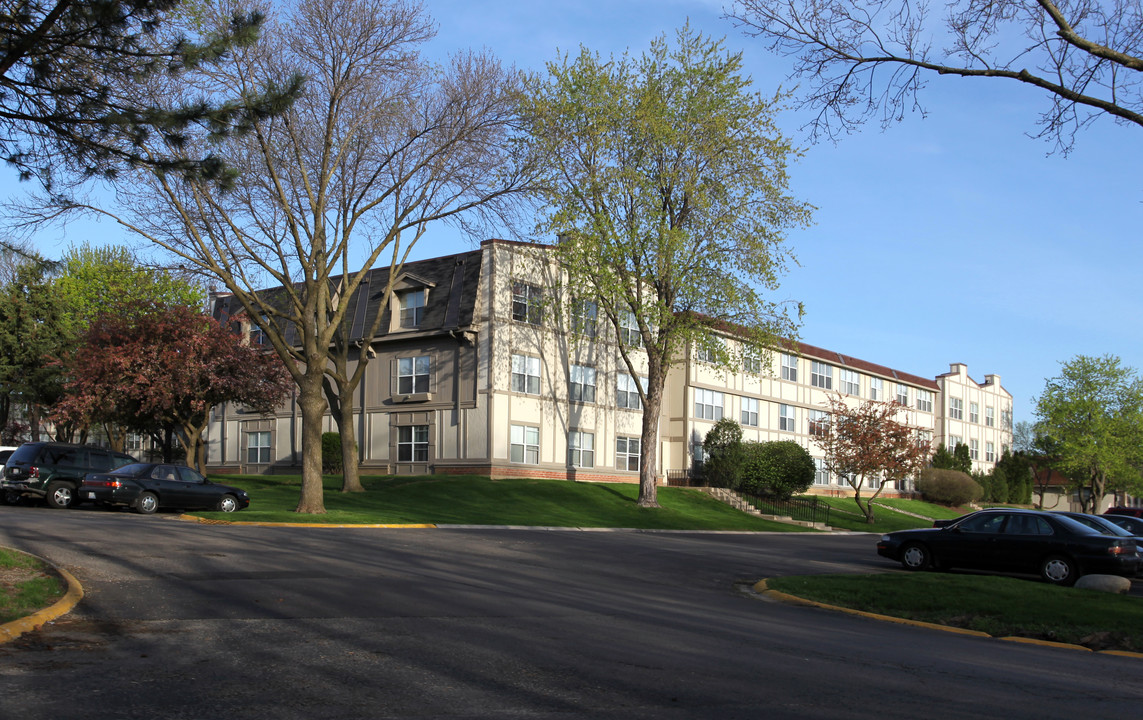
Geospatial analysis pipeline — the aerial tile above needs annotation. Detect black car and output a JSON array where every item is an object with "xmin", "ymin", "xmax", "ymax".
[
  {"xmin": 1102, "ymin": 513, "xmax": 1143, "ymax": 536},
  {"xmin": 80, "ymin": 463, "xmax": 250, "ymax": 514},
  {"xmin": 1, "ymin": 442, "xmax": 137, "ymax": 508},
  {"xmin": 876, "ymin": 508, "xmax": 1140, "ymax": 585}
]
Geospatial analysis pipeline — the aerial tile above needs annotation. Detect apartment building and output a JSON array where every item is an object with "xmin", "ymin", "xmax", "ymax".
[{"xmin": 205, "ymin": 239, "xmax": 1013, "ymax": 493}]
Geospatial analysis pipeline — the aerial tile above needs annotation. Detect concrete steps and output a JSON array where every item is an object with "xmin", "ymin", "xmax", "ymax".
[{"xmin": 700, "ymin": 487, "xmax": 832, "ymax": 530}]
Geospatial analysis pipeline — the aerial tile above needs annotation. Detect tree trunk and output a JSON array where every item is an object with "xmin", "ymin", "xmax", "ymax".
[
  {"xmin": 636, "ymin": 377, "xmax": 663, "ymax": 508},
  {"xmin": 335, "ymin": 388, "xmax": 363, "ymax": 492},
  {"xmin": 295, "ymin": 376, "xmax": 328, "ymax": 513}
]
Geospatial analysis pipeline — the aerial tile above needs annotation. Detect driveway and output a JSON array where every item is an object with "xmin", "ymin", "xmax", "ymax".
[{"xmin": 1, "ymin": 506, "xmax": 1140, "ymax": 719}]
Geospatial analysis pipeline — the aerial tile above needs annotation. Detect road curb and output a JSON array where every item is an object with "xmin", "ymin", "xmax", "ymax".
[
  {"xmin": 753, "ymin": 579, "xmax": 1143, "ymax": 658},
  {"xmin": 0, "ymin": 549, "xmax": 83, "ymax": 645}
]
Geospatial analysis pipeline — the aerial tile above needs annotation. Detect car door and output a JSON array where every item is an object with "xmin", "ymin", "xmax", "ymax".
[
  {"xmin": 938, "ymin": 512, "xmax": 1009, "ymax": 570},
  {"xmin": 992, "ymin": 514, "xmax": 1056, "ymax": 572},
  {"xmin": 176, "ymin": 467, "xmax": 217, "ymax": 509},
  {"xmin": 146, "ymin": 465, "xmax": 187, "ymax": 508}
]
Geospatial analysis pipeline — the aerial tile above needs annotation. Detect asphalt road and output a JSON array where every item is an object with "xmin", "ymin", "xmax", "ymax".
[{"xmin": 1, "ymin": 504, "xmax": 1141, "ymax": 720}]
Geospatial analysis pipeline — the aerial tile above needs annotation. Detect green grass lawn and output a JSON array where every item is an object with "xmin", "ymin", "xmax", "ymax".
[
  {"xmin": 766, "ymin": 573, "xmax": 1143, "ymax": 652},
  {"xmin": 199, "ymin": 474, "xmax": 816, "ymax": 531},
  {"xmin": 0, "ymin": 548, "xmax": 66, "ymax": 624},
  {"xmin": 805, "ymin": 495, "xmax": 940, "ymax": 533}
]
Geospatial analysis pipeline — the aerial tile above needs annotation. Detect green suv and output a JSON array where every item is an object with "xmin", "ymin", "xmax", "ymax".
[{"xmin": 1, "ymin": 442, "xmax": 137, "ymax": 508}]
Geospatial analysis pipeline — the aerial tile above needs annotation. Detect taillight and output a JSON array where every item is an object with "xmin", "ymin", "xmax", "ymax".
[
  {"xmin": 1108, "ymin": 542, "xmax": 1134, "ymax": 556},
  {"xmin": 87, "ymin": 480, "xmax": 122, "ymax": 488},
  {"xmin": 28, "ymin": 466, "xmax": 39, "ymax": 478}
]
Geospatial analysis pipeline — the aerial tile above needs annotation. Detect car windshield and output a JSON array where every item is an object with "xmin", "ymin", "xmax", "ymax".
[
  {"xmin": 1050, "ymin": 514, "xmax": 1105, "ymax": 536},
  {"xmin": 112, "ymin": 463, "xmax": 152, "ymax": 476}
]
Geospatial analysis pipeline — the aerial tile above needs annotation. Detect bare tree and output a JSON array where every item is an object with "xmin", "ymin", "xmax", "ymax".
[
  {"xmin": 726, "ymin": 0, "xmax": 1143, "ymax": 153},
  {"xmin": 53, "ymin": 0, "xmax": 533, "ymax": 512}
]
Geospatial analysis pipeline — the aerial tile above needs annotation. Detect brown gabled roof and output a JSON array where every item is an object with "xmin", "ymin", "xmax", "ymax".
[{"xmin": 790, "ymin": 340, "xmax": 940, "ymax": 391}]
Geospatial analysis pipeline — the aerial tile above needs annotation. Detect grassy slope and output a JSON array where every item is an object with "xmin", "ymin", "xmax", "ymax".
[{"xmin": 201, "ymin": 474, "xmax": 817, "ymax": 531}]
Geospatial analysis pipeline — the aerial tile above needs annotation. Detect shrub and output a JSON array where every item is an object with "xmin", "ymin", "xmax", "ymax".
[
  {"xmin": 739, "ymin": 441, "xmax": 815, "ymax": 499},
  {"xmin": 916, "ymin": 468, "xmax": 982, "ymax": 506},
  {"xmin": 702, "ymin": 418, "xmax": 744, "ymax": 488},
  {"xmin": 321, "ymin": 432, "xmax": 343, "ymax": 474}
]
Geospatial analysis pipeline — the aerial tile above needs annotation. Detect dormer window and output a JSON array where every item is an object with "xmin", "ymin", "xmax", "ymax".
[{"xmin": 400, "ymin": 289, "xmax": 426, "ymax": 329}]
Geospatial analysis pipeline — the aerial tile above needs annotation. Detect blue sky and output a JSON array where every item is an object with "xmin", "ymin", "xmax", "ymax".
[{"xmin": 10, "ymin": 0, "xmax": 1142, "ymax": 425}]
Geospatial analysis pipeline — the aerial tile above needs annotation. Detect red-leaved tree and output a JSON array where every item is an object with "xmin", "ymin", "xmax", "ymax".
[
  {"xmin": 813, "ymin": 395, "xmax": 932, "ymax": 523},
  {"xmin": 56, "ymin": 305, "xmax": 292, "ymax": 472}
]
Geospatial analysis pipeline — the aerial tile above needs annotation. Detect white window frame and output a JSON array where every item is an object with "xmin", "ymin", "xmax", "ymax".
[
  {"xmin": 617, "ymin": 373, "xmax": 646, "ymax": 410},
  {"xmin": 779, "ymin": 404, "xmax": 796, "ymax": 432},
  {"xmin": 781, "ymin": 353, "xmax": 798, "ymax": 382},
  {"xmin": 616, "ymin": 436, "xmax": 640, "ymax": 471},
  {"xmin": 986, "ymin": 406, "xmax": 995, "ymax": 427},
  {"xmin": 510, "ymin": 424, "xmax": 539, "ymax": 464},
  {"xmin": 916, "ymin": 389, "xmax": 933, "ymax": 413},
  {"xmin": 896, "ymin": 383, "xmax": 909, "ymax": 407},
  {"xmin": 400, "ymin": 289, "xmax": 426, "ymax": 329},
  {"xmin": 986, "ymin": 441, "xmax": 995, "ymax": 462},
  {"xmin": 743, "ymin": 346, "xmax": 761, "ymax": 374},
  {"xmin": 694, "ymin": 388, "xmax": 724, "ymax": 421},
  {"xmin": 511, "ymin": 354, "xmax": 541, "ymax": 395},
  {"xmin": 869, "ymin": 377, "xmax": 883, "ymax": 401},
  {"xmin": 568, "ymin": 431, "xmax": 595, "ymax": 468},
  {"xmin": 971, "ymin": 438, "xmax": 979, "ymax": 460},
  {"xmin": 808, "ymin": 409, "xmax": 830, "ymax": 438},
  {"xmin": 511, "ymin": 282, "xmax": 542, "ymax": 325},
  {"xmin": 246, "ymin": 431, "xmax": 271, "ymax": 464},
  {"xmin": 397, "ymin": 355, "xmax": 430, "ymax": 395},
  {"xmin": 840, "ymin": 369, "xmax": 860, "ymax": 396},
  {"xmin": 813, "ymin": 458, "xmax": 830, "ymax": 486},
  {"xmin": 619, "ymin": 310, "xmax": 641, "ymax": 348},
  {"xmin": 571, "ymin": 298, "xmax": 598, "ymax": 338},
  {"xmin": 569, "ymin": 364, "xmax": 596, "ymax": 403},
  {"xmin": 950, "ymin": 397, "xmax": 964, "ymax": 420},
  {"xmin": 970, "ymin": 402, "xmax": 979, "ymax": 424},
  {"xmin": 741, "ymin": 396, "xmax": 759, "ymax": 427},
  {"xmin": 398, "ymin": 425, "xmax": 429, "ymax": 462},
  {"xmin": 810, "ymin": 361, "xmax": 833, "ymax": 389}
]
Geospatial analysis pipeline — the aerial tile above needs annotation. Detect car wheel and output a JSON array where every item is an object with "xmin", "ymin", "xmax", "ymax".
[
  {"xmin": 900, "ymin": 542, "xmax": 931, "ymax": 571},
  {"xmin": 216, "ymin": 494, "xmax": 239, "ymax": 513},
  {"xmin": 45, "ymin": 481, "xmax": 75, "ymax": 509},
  {"xmin": 134, "ymin": 491, "xmax": 159, "ymax": 515},
  {"xmin": 1040, "ymin": 555, "xmax": 1078, "ymax": 586}
]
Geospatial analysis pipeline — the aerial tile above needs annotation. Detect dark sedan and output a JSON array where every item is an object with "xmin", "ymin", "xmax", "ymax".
[
  {"xmin": 80, "ymin": 463, "xmax": 250, "ymax": 514},
  {"xmin": 1103, "ymin": 513, "xmax": 1143, "ymax": 536},
  {"xmin": 876, "ymin": 508, "xmax": 1139, "ymax": 585}
]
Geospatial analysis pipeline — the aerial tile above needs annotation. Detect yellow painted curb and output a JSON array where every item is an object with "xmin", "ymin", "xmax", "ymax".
[
  {"xmin": 1098, "ymin": 649, "xmax": 1143, "ymax": 659},
  {"xmin": 0, "ymin": 551, "xmax": 83, "ymax": 645},
  {"xmin": 752, "ymin": 579, "xmax": 991, "ymax": 638},
  {"xmin": 175, "ymin": 515, "xmax": 436, "ymax": 529},
  {"xmin": 997, "ymin": 636, "xmax": 1091, "ymax": 652}
]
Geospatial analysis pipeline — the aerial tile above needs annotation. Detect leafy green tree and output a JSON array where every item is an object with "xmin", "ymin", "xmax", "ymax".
[
  {"xmin": 0, "ymin": 0, "xmax": 301, "ymax": 188},
  {"xmin": 702, "ymin": 418, "xmax": 745, "ymax": 489},
  {"xmin": 997, "ymin": 449, "xmax": 1033, "ymax": 505},
  {"xmin": 916, "ymin": 468, "xmax": 982, "ymax": 507},
  {"xmin": 739, "ymin": 440, "xmax": 815, "ymax": 498},
  {"xmin": 0, "ymin": 255, "xmax": 68, "ymax": 440},
  {"xmin": 1035, "ymin": 354, "xmax": 1143, "ymax": 512},
  {"xmin": 523, "ymin": 26, "xmax": 813, "ymax": 507},
  {"xmin": 931, "ymin": 442, "xmax": 972, "ymax": 474},
  {"xmin": 55, "ymin": 243, "xmax": 203, "ymax": 335}
]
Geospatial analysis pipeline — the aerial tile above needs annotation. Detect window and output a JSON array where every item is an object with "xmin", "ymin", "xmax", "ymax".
[
  {"xmin": 781, "ymin": 353, "xmax": 798, "ymax": 382},
  {"xmin": 869, "ymin": 377, "xmax": 883, "ymax": 401},
  {"xmin": 986, "ymin": 406, "xmax": 995, "ymax": 427},
  {"xmin": 814, "ymin": 458, "xmax": 830, "ymax": 486},
  {"xmin": 511, "ymin": 354, "xmax": 541, "ymax": 395},
  {"xmin": 570, "ymin": 298, "xmax": 598, "ymax": 338},
  {"xmin": 743, "ymin": 346, "xmax": 761, "ymax": 374},
  {"xmin": 916, "ymin": 389, "xmax": 933, "ymax": 413},
  {"xmin": 970, "ymin": 402, "xmax": 979, "ymax": 424},
  {"xmin": 400, "ymin": 289, "xmax": 426, "ymax": 329},
  {"xmin": 950, "ymin": 435, "xmax": 962, "ymax": 451},
  {"xmin": 569, "ymin": 365, "xmax": 596, "ymax": 403},
  {"xmin": 971, "ymin": 439, "xmax": 979, "ymax": 460},
  {"xmin": 619, "ymin": 310, "xmax": 641, "ymax": 348},
  {"xmin": 397, "ymin": 355, "xmax": 430, "ymax": 394},
  {"xmin": 617, "ymin": 374, "xmax": 646, "ymax": 410},
  {"xmin": 249, "ymin": 315, "xmax": 268, "ymax": 346},
  {"xmin": 694, "ymin": 388, "xmax": 724, "ymax": 421},
  {"xmin": 616, "ymin": 436, "xmax": 640, "ymax": 471},
  {"xmin": 1002, "ymin": 407, "xmax": 1012, "ymax": 429},
  {"xmin": 568, "ymin": 431, "xmax": 594, "ymax": 468},
  {"xmin": 950, "ymin": 397, "xmax": 964, "ymax": 420},
  {"xmin": 896, "ymin": 383, "xmax": 909, "ymax": 406},
  {"xmin": 510, "ymin": 425, "xmax": 539, "ymax": 464},
  {"xmin": 808, "ymin": 409, "xmax": 830, "ymax": 437},
  {"xmin": 696, "ymin": 340, "xmax": 723, "ymax": 363},
  {"xmin": 247, "ymin": 431, "xmax": 271, "ymax": 464},
  {"xmin": 741, "ymin": 396, "xmax": 759, "ymax": 427},
  {"xmin": 840, "ymin": 369, "xmax": 860, "ymax": 396},
  {"xmin": 986, "ymin": 441, "xmax": 995, "ymax": 462},
  {"xmin": 811, "ymin": 361, "xmax": 832, "ymax": 389},
  {"xmin": 398, "ymin": 425, "xmax": 429, "ymax": 462},
  {"xmin": 779, "ymin": 404, "xmax": 796, "ymax": 432},
  {"xmin": 511, "ymin": 281, "xmax": 542, "ymax": 325}
]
